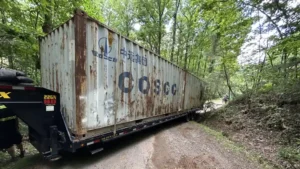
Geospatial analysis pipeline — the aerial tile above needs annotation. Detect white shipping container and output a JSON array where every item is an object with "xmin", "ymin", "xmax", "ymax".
[{"xmin": 40, "ymin": 10, "xmax": 205, "ymax": 139}]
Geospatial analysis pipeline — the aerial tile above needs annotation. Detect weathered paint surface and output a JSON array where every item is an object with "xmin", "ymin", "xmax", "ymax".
[
  {"xmin": 40, "ymin": 10, "xmax": 205, "ymax": 136},
  {"xmin": 40, "ymin": 19, "xmax": 77, "ymax": 133}
]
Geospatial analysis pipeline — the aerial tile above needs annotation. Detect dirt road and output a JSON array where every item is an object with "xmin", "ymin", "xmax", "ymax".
[{"xmin": 9, "ymin": 119, "xmax": 261, "ymax": 169}]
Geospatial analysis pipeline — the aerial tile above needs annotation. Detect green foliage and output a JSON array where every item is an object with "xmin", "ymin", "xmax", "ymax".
[
  {"xmin": 258, "ymin": 82, "xmax": 273, "ymax": 93},
  {"xmin": 0, "ymin": 0, "xmax": 81, "ymax": 85},
  {"xmin": 279, "ymin": 147, "xmax": 300, "ymax": 163},
  {"xmin": 1, "ymin": 0, "xmax": 299, "ymax": 99}
]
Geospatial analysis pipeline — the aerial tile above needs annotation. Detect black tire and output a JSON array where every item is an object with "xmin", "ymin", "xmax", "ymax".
[
  {"xmin": 191, "ymin": 113, "xmax": 195, "ymax": 121},
  {"xmin": 186, "ymin": 112, "xmax": 196, "ymax": 122},
  {"xmin": 186, "ymin": 113, "xmax": 191, "ymax": 122}
]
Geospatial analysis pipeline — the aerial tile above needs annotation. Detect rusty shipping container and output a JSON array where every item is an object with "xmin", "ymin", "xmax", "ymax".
[{"xmin": 40, "ymin": 10, "xmax": 205, "ymax": 139}]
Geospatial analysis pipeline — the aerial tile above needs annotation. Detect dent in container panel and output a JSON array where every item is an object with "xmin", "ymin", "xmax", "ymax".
[
  {"xmin": 106, "ymin": 31, "xmax": 117, "ymax": 125},
  {"xmin": 86, "ymin": 21, "xmax": 99, "ymax": 129},
  {"xmin": 154, "ymin": 55, "xmax": 158, "ymax": 116},
  {"xmin": 141, "ymin": 48, "xmax": 147, "ymax": 118},
  {"xmin": 139, "ymin": 46, "xmax": 145, "ymax": 118},
  {"xmin": 118, "ymin": 37, "xmax": 126, "ymax": 122},
  {"xmin": 109, "ymin": 32, "xmax": 118, "ymax": 126},
  {"xmin": 103, "ymin": 29, "xmax": 115, "ymax": 127},
  {"xmin": 158, "ymin": 54, "xmax": 163, "ymax": 115},
  {"xmin": 147, "ymin": 51, "xmax": 155, "ymax": 117},
  {"xmin": 168, "ymin": 63, "xmax": 172, "ymax": 113},
  {"xmin": 128, "ymin": 39, "xmax": 136, "ymax": 121},
  {"xmin": 145, "ymin": 50, "xmax": 152, "ymax": 117},
  {"xmin": 116, "ymin": 36, "xmax": 129, "ymax": 124},
  {"xmin": 162, "ymin": 59, "xmax": 167, "ymax": 114},
  {"xmin": 125, "ymin": 37, "xmax": 133, "ymax": 121}
]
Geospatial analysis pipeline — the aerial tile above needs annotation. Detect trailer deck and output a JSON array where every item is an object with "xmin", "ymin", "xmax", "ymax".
[{"xmin": 0, "ymin": 85, "xmax": 198, "ymax": 160}]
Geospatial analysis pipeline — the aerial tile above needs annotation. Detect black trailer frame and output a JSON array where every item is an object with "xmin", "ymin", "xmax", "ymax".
[{"xmin": 0, "ymin": 85, "xmax": 198, "ymax": 160}]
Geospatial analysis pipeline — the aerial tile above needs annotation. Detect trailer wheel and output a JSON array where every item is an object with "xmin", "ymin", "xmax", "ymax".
[
  {"xmin": 186, "ymin": 113, "xmax": 190, "ymax": 122},
  {"xmin": 191, "ymin": 113, "xmax": 195, "ymax": 121},
  {"xmin": 186, "ymin": 113, "xmax": 195, "ymax": 122}
]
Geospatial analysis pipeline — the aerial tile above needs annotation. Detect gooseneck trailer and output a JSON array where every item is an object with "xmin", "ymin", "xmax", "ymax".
[{"xmin": 0, "ymin": 10, "xmax": 205, "ymax": 160}]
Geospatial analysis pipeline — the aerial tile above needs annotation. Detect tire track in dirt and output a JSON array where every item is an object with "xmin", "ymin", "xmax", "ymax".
[{"xmin": 151, "ymin": 122, "xmax": 260, "ymax": 169}]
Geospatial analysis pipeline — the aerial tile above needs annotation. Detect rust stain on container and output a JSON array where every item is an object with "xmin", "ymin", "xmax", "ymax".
[
  {"xmin": 74, "ymin": 9, "xmax": 87, "ymax": 136},
  {"xmin": 108, "ymin": 31, "xmax": 114, "ymax": 46},
  {"xmin": 146, "ymin": 74, "xmax": 155, "ymax": 117},
  {"xmin": 128, "ymin": 74, "xmax": 133, "ymax": 117}
]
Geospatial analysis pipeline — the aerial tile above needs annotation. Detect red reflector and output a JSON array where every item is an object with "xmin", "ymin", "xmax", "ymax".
[
  {"xmin": 94, "ymin": 139, "xmax": 100, "ymax": 143},
  {"xmin": 24, "ymin": 86, "xmax": 36, "ymax": 90},
  {"xmin": 0, "ymin": 85, "xmax": 12, "ymax": 89}
]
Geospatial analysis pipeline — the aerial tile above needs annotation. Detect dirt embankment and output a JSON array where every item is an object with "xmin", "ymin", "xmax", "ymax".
[{"xmin": 204, "ymin": 91, "xmax": 300, "ymax": 169}]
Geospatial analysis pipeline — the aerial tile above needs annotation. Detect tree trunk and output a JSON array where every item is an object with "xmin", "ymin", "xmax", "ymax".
[
  {"xmin": 184, "ymin": 39, "xmax": 189, "ymax": 69},
  {"xmin": 157, "ymin": 1, "xmax": 162, "ymax": 55},
  {"xmin": 42, "ymin": 0, "xmax": 53, "ymax": 34},
  {"xmin": 197, "ymin": 52, "xmax": 202, "ymax": 74},
  {"xmin": 170, "ymin": 0, "xmax": 180, "ymax": 62},
  {"xmin": 283, "ymin": 48, "xmax": 288, "ymax": 79},
  {"xmin": 176, "ymin": 43, "xmax": 180, "ymax": 64},
  {"xmin": 223, "ymin": 62, "xmax": 235, "ymax": 97},
  {"xmin": 267, "ymin": 52, "xmax": 274, "ymax": 68},
  {"xmin": 176, "ymin": 28, "xmax": 182, "ymax": 64},
  {"xmin": 203, "ymin": 55, "xmax": 208, "ymax": 78},
  {"xmin": 8, "ymin": 46, "xmax": 14, "ymax": 69},
  {"xmin": 1, "ymin": 9, "xmax": 6, "ymax": 24},
  {"xmin": 296, "ymin": 64, "xmax": 298, "ymax": 79},
  {"xmin": 126, "ymin": 22, "xmax": 130, "ymax": 37},
  {"xmin": 254, "ymin": 55, "xmax": 266, "ymax": 90}
]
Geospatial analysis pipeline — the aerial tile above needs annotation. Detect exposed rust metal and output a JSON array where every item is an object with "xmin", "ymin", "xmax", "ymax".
[
  {"xmin": 147, "ymin": 74, "xmax": 155, "ymax": 117},
  {"xmin": 74, "ymin": 9, "xmax": 87, "ymax": 136}
]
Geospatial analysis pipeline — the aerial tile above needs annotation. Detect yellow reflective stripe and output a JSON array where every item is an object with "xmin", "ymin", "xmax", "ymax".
[
  {"xmin": 0, "ymin": 116, "xmax": 16, "ymax": 122},
  {"xmin": 0, "ymin": 105, "xmax": 7, "ymax": 109}
]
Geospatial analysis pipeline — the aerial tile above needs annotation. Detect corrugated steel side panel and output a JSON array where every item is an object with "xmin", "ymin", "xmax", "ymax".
[
  {"xmin": 40, "ymin": 19, "xmax": 77, "ymax": 132},
  {"xmin": 85, "ymin": 19, "xmax": 194, "ymax": 130},
  {"xmin": 184, "ymin": 74, "xmax": 203, "ymax": 109},
  {"xmin": 40, "ymin": 11, "xmax": 204, "ymax": 135}
]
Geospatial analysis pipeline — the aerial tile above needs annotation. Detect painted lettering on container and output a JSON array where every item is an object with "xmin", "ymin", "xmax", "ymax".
[
  {"xmin": 118, "ymin": 72, "xmax": 176, "ymax": 95},
  {"xmin": 92, "ymin": 37, "xmax": 148, "ymax": 66},
  {"xmin": 92, "ymin": 50, "xmax": 117, "ymax": 62},
  {"xmin": 92, "ymin": 36, "xmax": 117, "ymax": 62},
  {"xmin": 120, "ymin": 48, "xmax": 147, "ymax": 66},
  {"xmin": 118, "ymin": 72, "xmax": 134, "ymax": 93}
]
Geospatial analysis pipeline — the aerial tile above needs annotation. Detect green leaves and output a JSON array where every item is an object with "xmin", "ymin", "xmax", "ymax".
[{"xmin": 1, "ymin": 0, "xmax": 298, "ymax": 96}]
